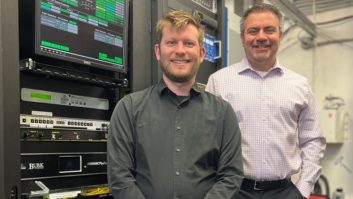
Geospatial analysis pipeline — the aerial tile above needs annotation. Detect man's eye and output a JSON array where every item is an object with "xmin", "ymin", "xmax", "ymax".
[
  {"xmin": 184, "ymin": 42, "xmax": 196, "ymax": 47},
  {"xmin": 265, "ymin": 28, "xmax": 276, "ymax": 34},
  {"xmin": 247, "ymin": 29, "xmax": 258, "ymax": 35},
  {"xmin": 166, "ymin": 41, "xmax": 176, "ymax": 45}
]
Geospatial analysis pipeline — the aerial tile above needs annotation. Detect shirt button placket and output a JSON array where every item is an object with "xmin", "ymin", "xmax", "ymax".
[
  {"xmin": 174, "ymin": 107, "xmax": 183, "ymax": 197},
  {"xmin": 173, "ymin": 105, "xmax": 185, "ymax": 199}
]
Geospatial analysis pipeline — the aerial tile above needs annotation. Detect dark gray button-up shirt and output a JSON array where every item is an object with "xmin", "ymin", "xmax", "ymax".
[{"xmin": 108, "ymin": 80, "xmax": 243, "ymax": 199}]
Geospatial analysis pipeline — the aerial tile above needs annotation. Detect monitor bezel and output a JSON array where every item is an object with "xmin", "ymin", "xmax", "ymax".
[{"xmin": 34, "ymin": 0, "xmax": 129, "ymax": 74}]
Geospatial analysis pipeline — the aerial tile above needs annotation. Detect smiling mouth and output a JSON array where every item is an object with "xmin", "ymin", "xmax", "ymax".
[
  {"xmin": 253, "ymin": 44, "xmax": 271, "ymax": 50},
  {"xmin": 171, "ymin": 59, "xmax": 191, "ymax": 64}
]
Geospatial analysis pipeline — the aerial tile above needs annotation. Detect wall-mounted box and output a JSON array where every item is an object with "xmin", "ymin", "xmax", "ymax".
[{"xmin": 320, "ymin": 109, "xmax": 345, "ymax": 143}]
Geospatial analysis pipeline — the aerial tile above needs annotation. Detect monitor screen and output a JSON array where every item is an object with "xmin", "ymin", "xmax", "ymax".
[{"xmin": 34, "ymin": 0, "xmax": 128, "ymax": 73}]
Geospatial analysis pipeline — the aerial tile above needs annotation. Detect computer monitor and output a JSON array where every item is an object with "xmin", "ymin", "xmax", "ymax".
[{"xmin": 20, "ymin": 0, "xmax": 129, "ymax": 73}]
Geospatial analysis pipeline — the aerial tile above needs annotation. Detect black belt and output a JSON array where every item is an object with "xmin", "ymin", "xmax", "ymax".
[{"xmin": 241, "ymin": 178, "xmax": 290, "ymax": 191}]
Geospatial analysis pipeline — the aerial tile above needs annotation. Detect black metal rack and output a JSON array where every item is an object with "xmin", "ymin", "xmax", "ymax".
[{"xmin": 20, "ymin": 59, "xmax": 128, "ymax": 88}]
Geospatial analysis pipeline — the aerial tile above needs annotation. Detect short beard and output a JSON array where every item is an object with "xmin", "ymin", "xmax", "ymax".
[
  {"xmin": 160, "ymin": 65, "xmax": 195, "ymax": 83},
  {"xmin": 159, "ymin": 62, "xmax": 200, "ymax": 83}
]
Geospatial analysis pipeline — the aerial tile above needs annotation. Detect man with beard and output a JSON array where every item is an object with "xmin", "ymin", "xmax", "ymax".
[
  {"xmin": 206, "ymin": 3, "xmax": 326, "ymax": 199},
  {"xmin": 108, "ymin": 10, "xmax": 243, "ymax": 199}
]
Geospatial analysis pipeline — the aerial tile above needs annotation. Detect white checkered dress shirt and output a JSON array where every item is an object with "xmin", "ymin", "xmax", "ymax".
[{"xmin": 206, "ymin": 58, "xmax": 326, "ymax": 198}]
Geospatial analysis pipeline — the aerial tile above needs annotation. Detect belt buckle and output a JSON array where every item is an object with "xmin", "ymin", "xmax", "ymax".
[{"xmin": 253, "ymin": 181, "xmax": 264, "ymax": 191}]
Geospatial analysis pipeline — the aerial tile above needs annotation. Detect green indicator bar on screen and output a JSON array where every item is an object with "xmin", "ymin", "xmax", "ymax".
[
  {"xmin": 41, "ymin": 2, "xmax": 52, "ymax": 9},
  {"xmin": 115, "ymin": 57, "xmax": 122, "ymax": 64},
  {"xmin": 41, "ymin": 40, "xmax": 70, "ymax": 52},
  {"xmin": 99, "ymin": 53, "xmax": 107, "ymax": 59},
  {"xmin": 99, "ymin": 53, "xmax": 123, "ymax": 64},
  {"xmin": 79, "ymin": 14, "xmax": 88, "ymax": 21},
  {"xmin": 69, "ymin": 20, "xmax": 77, "ymax": 25},
  {"xmin": 96, "ymin": 11, "xmax": 105, "ymax": 20},
  {"xmin": 98, "ymin": 19, "xmax": 108, "ymax": 26},
  {"xmin": 61, "ymin": 8, "xmax": 70, "ymax": 15},
  {"xmin": 89, "ymin": 15, "xmax": 99, "ymax": 22},
  {"xmin": 41, "ymin": 40, "xmax": 51, "ymax": 47},
  {"xmin": 96, "ymin": 6, "xmax": 105, "ymax": 12},
  {"xmin": 60, "ymin": 45, "xmax": 70, "ymax": 51},
  {"xmin": 31, "ymin": 93, "xmax": 52, "ymax": 101},
  {"xmin": 67, "ymin": 0, "xmax": 78, "ymax": 7}
]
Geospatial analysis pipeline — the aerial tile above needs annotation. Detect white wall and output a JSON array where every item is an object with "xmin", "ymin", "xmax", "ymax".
[
  {"xmin": 279, "ymin": 7, "xmax": 353, "ymax": 199},
  {"xmin": 226, "ymin": 2, "xmax": 353, "ymax": 198}
]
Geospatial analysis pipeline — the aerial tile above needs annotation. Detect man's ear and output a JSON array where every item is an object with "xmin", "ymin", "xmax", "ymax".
[
  {"xmin": 155, "ymin": 44, "xmax": 161, "ymax": 61},
  {"xmin": 200, "ymin": 47, "xmax": 206, "ymax": 62}
]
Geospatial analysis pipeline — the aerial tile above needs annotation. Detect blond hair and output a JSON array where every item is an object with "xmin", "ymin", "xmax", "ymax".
[{"xmin": 156, "ymin": 10, "xmax": 204, "ymax": 48}]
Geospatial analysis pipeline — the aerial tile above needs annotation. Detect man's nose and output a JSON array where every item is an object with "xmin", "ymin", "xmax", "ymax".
[
  {"xmin": 256, "ymin": 30, "xmax": 267, "ymax": 40},
  {"xmin": 175, "ymin": 43, "xmax": 186, "ymax": 53}
]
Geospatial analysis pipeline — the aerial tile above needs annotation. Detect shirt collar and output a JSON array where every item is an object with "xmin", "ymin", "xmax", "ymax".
[
  {"xmin": 237, "ymin": 58, "xmax": 284, "ymax": 75},
  {"xmin": 157, "ymin": 79, "xmax": 202, "ymax": 96}
]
